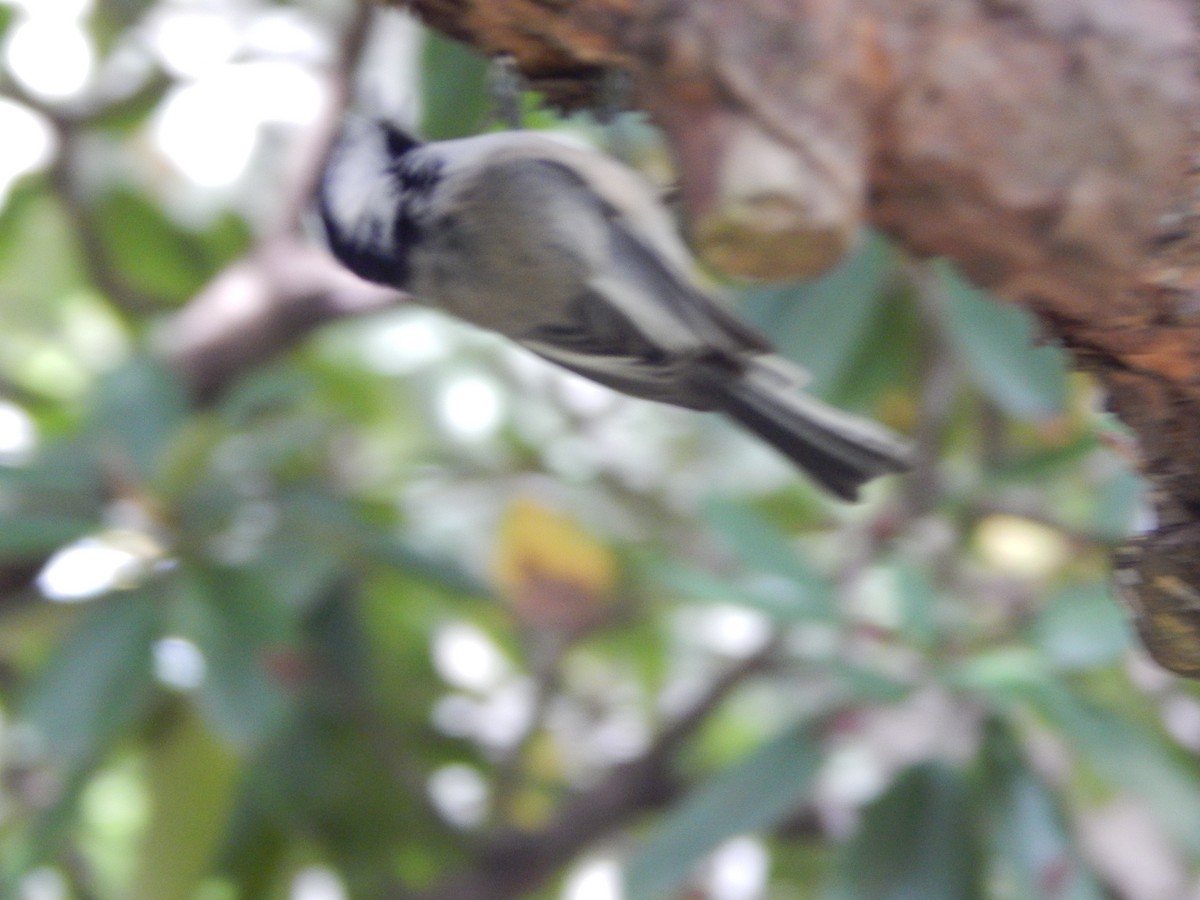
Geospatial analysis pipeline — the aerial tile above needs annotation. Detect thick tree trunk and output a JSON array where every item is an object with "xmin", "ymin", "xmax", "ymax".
[{"xmin": 399, "ymin": 0, "xmax": 1200, "ymax": 675}]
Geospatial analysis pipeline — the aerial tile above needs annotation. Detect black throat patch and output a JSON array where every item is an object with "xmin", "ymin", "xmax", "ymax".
[{"xmin": 317, "ymin": 122, "xmax": 443, "ymax": 289}]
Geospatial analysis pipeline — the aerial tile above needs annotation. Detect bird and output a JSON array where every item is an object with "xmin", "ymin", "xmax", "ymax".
[{"xmin": 316, "ymin": 117, "xmax": 911, "ymax": 500}]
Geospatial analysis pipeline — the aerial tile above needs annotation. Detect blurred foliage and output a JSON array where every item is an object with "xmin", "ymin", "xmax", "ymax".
[{"xmin": 0, "ymin": 2, "xmax": 1194, "ymax": 900}]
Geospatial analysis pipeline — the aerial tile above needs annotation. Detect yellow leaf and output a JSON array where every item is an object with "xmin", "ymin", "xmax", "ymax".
[{"xmin": 492, "ymin": 499, "xmax": 617, "ymax": 635}]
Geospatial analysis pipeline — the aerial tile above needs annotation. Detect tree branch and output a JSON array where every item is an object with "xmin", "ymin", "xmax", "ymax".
[
  {"xmin": 416, "ymin": 638, "xmax": 783, "ymax": 900},
  {"xmin": 154, "ymin": 235, "xmax": 401, "ymax": 403}
]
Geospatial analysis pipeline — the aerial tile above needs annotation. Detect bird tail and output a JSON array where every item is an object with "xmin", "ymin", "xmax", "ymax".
[{"xmin": 693, "ymin": 357, "xmax": 913, "ymax": 501}]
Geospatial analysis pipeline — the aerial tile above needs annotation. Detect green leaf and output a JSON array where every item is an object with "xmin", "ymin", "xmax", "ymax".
[
  {"xmin": 18, "ymin": 589, "xmax": 158, "ymax": 775},
  {"xmin": 88, "ymin": 356, "xmax": 190, "ymax": 481},
  {"xmin": 827, "ymin": 661, "xmax": 912, "ymax": 703},
  {"xmin": 1026, "ymin": 681, "xmax": 1200, "ymax": 857},
  {"xmin": 216, "ymin": 364, "xmax": 318, "ymax": 426},
  {"xmin": 420, "ymin": 31, "xmax": 490, "ymax": 140},
  {"xmin": 1027, "ymin": 582, "xmax": 1130, "ymax": 671},
  {"xmin": 358, "ymin": 569, "xmax": 474, "ymax": 731},
  {"xmin": 964, "ymin": 666, "xmax": 1200, "ymax": 858},
  {"xmin": 92, "ymin": 188, "xmax": 213, "ymax": 304},
  {"xmin": 133, "ymin": 707, "xmax": 240, "ymax": 900},
  {"xmin": 828, "ymin": 285, "xmax": 919, "ymax": 409},
  {"xmin": 7, "ymin": 769, "xmax": 95, "ymax": 882},
  {"xmin": 0, "ymin": 189, "xmax": 87, "ymax": 326},
  {"xmin": 738, "ymin": 233, "xmax": 893, "ymax": 400},
  {"xmin": 87, "ymin": 0, "xmax": 156, "ymax": 57},
  {"xmin": 977, "ymin": 719, "xmax": 1105, "ymax": 900},
  {"xmin": 625, "ymin": 722, "xmax": 821, "ymax": 900},
  {"xmin": 949, "ymin": 646, "xmax": 1051, "ymax": 699},
  {"xmin": 197, "ymin": 211, "xmax": 253, "ymax": 271},
  {"xmin": 648, "ymin": 559, "xmax": 833, "ymax": 622},
  {"xmin": 219, "ymin": 588, "xmax": 456, "ymax": 894},
  {"xmin": 210, "ymin": 813, "xmax": 288, "ymax": 900},
  {"xmin": 1088, "ymin": 464, "xmax": 1147, "ymax": 541},
  {"xmin": 279, "ymin": 489, "xmax": 486, "ymax": 594},
  {"xmin": 0, "ymin": 175, "xmax": 49, "ymax": 259},
  {"xmin": 0, "ymin": 514, "xmax": 93, "ymax": 560},
  {"xmin": 702, "ymin": 499, "xmax": 834, "ymax": 611},
  {"xmin": 990, "ymin": 433, "xmax": 1100, "ymax": 482},
  {"xmin": 936, "ymin": 260, "xmax": 1068, "ymax": 419},
  {"xmin": 892, "ymin": 558, "xmax": 938, "ymax": 648},
  {"xmin": 169, "ymin": 568, "xmax": 295, "ymax": 752},
  {"xmin": 0, "ymin": 438, "xmax": 105, "ymax": 561},
  {"xmin": 826, "ymin": 763, "xmax": 982, "ymax": 900},
  {"xmin": 89, "ymin": 72, "xmax": 173, "ymax": 136}
]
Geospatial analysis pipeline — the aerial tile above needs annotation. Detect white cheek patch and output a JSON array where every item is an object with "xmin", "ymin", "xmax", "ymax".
[{"xmin": 323, "ymin": 122, "xmax": 400, "ymax": 236}]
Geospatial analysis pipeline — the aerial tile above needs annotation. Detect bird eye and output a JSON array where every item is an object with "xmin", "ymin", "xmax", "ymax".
[{"xmin": 383, "ymin": 125, "xmax": 413, "ymax": 160}]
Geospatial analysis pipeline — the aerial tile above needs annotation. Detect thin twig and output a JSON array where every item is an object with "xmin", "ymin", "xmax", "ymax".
[
  {"xmin": 487, "ymin": 629, "xmax": 568, "ymax": 826},
  {"xmin": 271, "ymin": 0, "xmax": 376, "ymax": 236},
  {"xmin": 415, "ymin": 636, "xmax": 784, "ymax": 900},
  {"xmin": 903, "ymin": 260, "xmax": 962, "ymax": 518}
]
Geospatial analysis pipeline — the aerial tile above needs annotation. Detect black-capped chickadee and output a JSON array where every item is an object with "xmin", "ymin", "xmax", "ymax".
[{"xmin": 317, "ymin": 118, "xmax": 911, "ymax": 499}]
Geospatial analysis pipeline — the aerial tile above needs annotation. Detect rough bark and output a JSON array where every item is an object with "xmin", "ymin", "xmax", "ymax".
[{"xmin": 398, "ymin": 0, "xmax": 1200, "ymax": 675}]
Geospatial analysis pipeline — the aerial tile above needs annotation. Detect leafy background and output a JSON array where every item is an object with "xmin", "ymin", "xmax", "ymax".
[{"xmin": 0, "ymin": 1, "xmax": 1194, "ymax": 899}]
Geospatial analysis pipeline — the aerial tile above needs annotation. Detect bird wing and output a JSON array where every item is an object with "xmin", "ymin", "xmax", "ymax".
[
  {"xmin": 481, "ymin": 157, "xmax": 774, "ymax": 404},
  {"xmin": 529, "ymin": 156, "xmax": 773, "ymax": 356},
  {"xmin": 596, "ymin": 200, "xmax": 772, "ymax": 356},
  {"xmin": 517, "ymin": 286, "xmax": 703, "ymax": 405}
]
